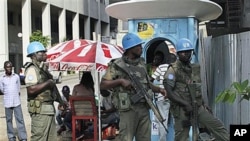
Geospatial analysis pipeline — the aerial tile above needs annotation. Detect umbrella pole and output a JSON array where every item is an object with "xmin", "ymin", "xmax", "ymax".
[
  {"xmin": 97, "ymin": 71, "xmax": 101, "ymax": 141},
  {"xmin": 92, "ymin": 69, "xmax": 102, "ymax": 141}
]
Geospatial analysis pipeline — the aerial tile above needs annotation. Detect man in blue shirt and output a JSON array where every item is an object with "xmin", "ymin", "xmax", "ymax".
[{"xmin": 0, "ymin": 61, "xmax": 27, "ymax": 141}]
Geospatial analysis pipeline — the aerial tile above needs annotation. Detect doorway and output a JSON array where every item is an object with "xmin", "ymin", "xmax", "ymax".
[{"xmin": 144, "ymin": 37, "xmax": 176, "ymax": 64}]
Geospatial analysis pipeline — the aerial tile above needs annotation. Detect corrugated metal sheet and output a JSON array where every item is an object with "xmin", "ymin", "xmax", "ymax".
[{"xmin": 202, "ymin": 31, "xmax": 250, "ymax": 129}]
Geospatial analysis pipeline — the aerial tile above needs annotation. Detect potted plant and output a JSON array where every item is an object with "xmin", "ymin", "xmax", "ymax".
[
  {"xmin": 215, "ymin": 80, "xmax": 250, "ymax": 103},
  {"xmin": 30, "ymin": 30, "xmax": 50, "ymax": 48}
]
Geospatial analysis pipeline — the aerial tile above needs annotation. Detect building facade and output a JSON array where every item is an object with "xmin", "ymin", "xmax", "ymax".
[
  {"xmin": 0, "ymin": 0, "xmax": 110, "ymax": 72},
  {"xmin": 206, "ymin": 0, "xmax": 250, "ymax": 36}
]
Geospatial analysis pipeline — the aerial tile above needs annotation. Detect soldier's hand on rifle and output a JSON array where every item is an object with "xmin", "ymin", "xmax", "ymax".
[
  {"xmin": 120, "ymin": 78, "xmax": 133, "ymax": 90},
  {"xmin": 159, "ymin": 88, "xmax": 167, "ymax": 98},
  {"xmin": 47, "ymin": 79, "xmax": 56, "ymax": 88}
]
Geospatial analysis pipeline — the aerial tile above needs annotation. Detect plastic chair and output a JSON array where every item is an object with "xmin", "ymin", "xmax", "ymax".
[{"xmin": 70, "ymin": 96, "xmax": 98, "ymax": 141}]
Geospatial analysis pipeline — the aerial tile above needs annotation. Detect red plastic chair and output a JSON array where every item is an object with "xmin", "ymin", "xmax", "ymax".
[{"xmin": 70, "ymin": 96, "xmax": 98, "ymax": 141}]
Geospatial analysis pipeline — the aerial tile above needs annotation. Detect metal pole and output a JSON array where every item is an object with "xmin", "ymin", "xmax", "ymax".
[{"xmin": 97, "ymin": 71, "xmax": 102, "ymax": 141}]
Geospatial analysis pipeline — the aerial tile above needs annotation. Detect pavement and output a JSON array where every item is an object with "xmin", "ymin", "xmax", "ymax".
[{"xmin": 0, "ymin": 73, "xmax": 79, "ymax": 141}]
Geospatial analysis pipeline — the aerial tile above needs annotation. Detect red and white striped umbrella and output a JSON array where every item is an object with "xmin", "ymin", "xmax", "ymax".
[
  {"xmin": 47, "ymin": 40, "xmax": 124, "ymax": 72},
  {"xmin": 47, "ymin": 39, "xmax": 94, "ymax": 61}
]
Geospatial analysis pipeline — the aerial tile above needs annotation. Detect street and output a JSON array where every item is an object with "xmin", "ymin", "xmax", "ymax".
[{"xmin": 0, "ymin": 74, "xmax": 79, "ymax": 141}]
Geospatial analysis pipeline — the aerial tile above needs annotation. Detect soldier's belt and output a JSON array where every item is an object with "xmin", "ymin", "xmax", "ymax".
[
  {"xmin": 42, "ymin": 101, "xmax": 54, "ymax": 105},
  {"xmin": 40, "ymin": 104, "xmax": 55, "ymax": 115},
  {"xmin": 28, "ymin": 100, "xmax": 54, "ymax": 115}
]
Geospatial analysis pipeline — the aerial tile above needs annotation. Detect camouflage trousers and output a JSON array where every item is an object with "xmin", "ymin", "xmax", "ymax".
[
  {"xmin": 30, "ymin": 114, "xmax": 56, "ymax": 141},
  {"xmin": 117, "ymin": 102, "xmax": 151, "ymax": 141},
  {"xmin": 172, "ymin": 105, "xmax": 230, "ymax": 141}
]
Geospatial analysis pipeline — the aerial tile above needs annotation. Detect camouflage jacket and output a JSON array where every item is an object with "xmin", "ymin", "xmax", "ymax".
[{"xmin": 164, "ymin": 60, "xmax": 203, "ymax": 107}]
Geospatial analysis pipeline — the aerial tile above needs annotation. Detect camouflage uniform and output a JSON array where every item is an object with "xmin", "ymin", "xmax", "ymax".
[
  {"xmin": 102, "ymin": 56, "xmax": 152, "ymax": 141},
  {"xmin": 163, "ymin": 60, "xmax": 229, "ymax": 141},
  {"xmin": 25, "ymin": 60, "xmax": 56, "ymax": 141}
]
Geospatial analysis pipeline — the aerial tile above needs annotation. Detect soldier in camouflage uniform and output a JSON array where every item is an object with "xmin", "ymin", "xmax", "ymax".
[
  {"xmin": 100, "ymin": 33, "xmax": 166, "ymax": 141},
  {"xmin": 24, "ymin": 42, "xmax": 57, "ymax": 141},
  {"xmin": 163, "ymin": 38, "xmax": 229, "ymax": 141}
]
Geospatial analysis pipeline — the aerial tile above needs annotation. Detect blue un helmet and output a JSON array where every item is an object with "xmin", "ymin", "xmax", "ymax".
[
  {"xmin": 122, "ymin": 33, "xmax": 144, "ymax": 50},
  {"xmin": 27, "ymin": 41, "xmax": 46, "ymax": 57},
  {"xmin": 176, "ymin": 38, "xmax": 194, "ymax": 52}
]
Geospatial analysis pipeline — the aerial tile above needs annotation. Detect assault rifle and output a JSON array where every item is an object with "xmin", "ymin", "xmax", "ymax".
[
  {"xmin": 52, "ymin": 85, "xmax": 65, "ymax": 106},
  {"xmin": 115, "ymin": 63, "xmax": 168, "ymax": 132},
  {"xmin": 40, "ymin": 64, "xmax": 65, "ymax": 106},
  {"xmin": 188, "ymin": 83, "xmax": 199, "ymax": 141}
]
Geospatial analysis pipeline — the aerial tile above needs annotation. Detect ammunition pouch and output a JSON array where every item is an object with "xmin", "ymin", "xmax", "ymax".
[
  {"xmin": 28, "ymin": 100, "xmax": 41, "ymax": 114},
  {"xmin": 112, "ymin": 92, "xmax": 131, "ymax": 112},
  {"xmin": 28, "ymin": 100, "xmax": 55, "ymax": 115}
]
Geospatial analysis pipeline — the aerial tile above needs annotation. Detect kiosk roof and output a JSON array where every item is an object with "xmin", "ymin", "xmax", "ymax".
[{"xmin": 106, "ymin": 0, "xmax": 222, "ymax": 22}]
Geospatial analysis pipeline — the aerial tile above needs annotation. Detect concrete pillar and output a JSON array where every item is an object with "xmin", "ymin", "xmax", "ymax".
[
  {"xmin": 0, "ymin": 0, "xmax": 8, "ymax": 68},
  {"xmin": 85, "ymin": 17, "xmax": 90, "ymax": 39},
  {"xmin": 242, "ymin": 0, "xmax": 250, "ymax": 28},
  {"xmin": 22, "ymin": 0, "xmax": 32, "ymax": 63},
  {"xmin": 72, "ymin": 13, "xmax": 80, "ymax": 39},
  {"xmin": 59, "ymin": 9, "xmax": 66, "ymax": 42},
  {"xmin": 97, "ymin": 0, "xmax": 101, "ymax": 35},
  {"xmin": 42, "ymin": 3, "xmax": 51, "ymax": 47}
]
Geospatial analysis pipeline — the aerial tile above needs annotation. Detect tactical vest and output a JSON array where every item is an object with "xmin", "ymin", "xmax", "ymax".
[
  {"xmin": 26, "ymin": 62, "xmax": 53, "ymax": 102},
  {"xmin": 110, "ymin": 57, "xmax": 151, "ymax": 111},
  {"xmin": 171, "ymin": 60, "xmax": 203, "ymax": 107}
]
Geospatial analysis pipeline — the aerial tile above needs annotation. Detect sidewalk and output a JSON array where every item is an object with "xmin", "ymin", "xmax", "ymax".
[{"xmin": 0, "ymin": 73, "xmax": 78, "ymax": 141}]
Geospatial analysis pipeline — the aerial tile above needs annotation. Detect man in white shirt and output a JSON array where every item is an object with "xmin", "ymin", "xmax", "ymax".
[
  {"xmin": 0, "ymin": 61, "xmax": 27, "ymax": 141},
  {"xmin": 152, "ymin": 53, "xmax": 176, "ymax": 141}
]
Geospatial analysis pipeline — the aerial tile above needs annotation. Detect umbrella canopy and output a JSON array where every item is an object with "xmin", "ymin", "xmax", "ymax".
[
  {"xmin": 47, "ymin": 39, "xmax": 94, "ymax": 61},
  {"xmin": 47, "ymin": 39, "xmax": 124, "ymax": 72}
]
